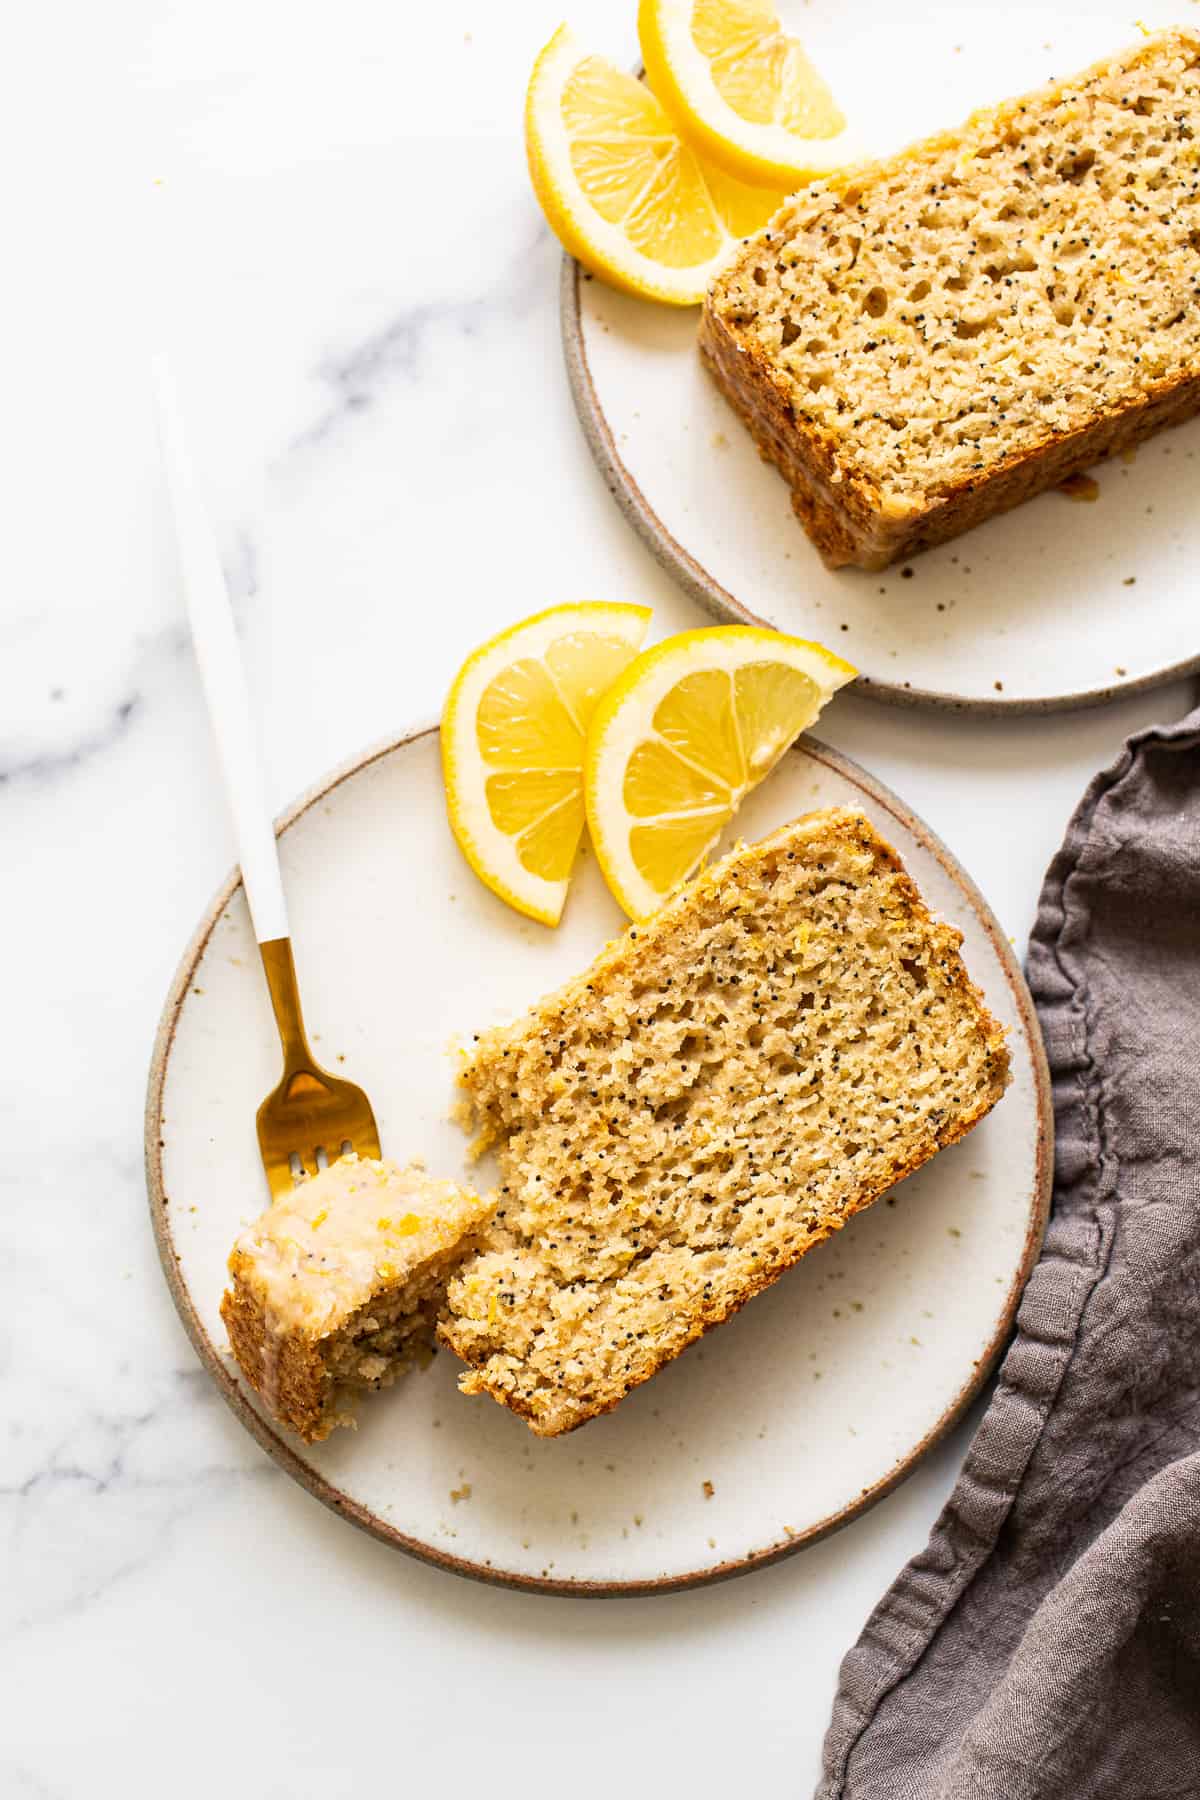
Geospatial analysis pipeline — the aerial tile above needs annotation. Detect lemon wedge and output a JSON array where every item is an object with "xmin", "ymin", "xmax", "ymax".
[
  {"xmin": 584, "ymin": 626, "xmax": 855, "ymax": 920},
  {"xmin": 639, "ymin": 0, "xmax": 855, "ymax": 189},
  {"xmin": 525, "ymin": 24, "xmax": 789, "ymax": 306},
  {"xmin": 442, "ymin": 603, "xmax": 652, "ymax": 926}
]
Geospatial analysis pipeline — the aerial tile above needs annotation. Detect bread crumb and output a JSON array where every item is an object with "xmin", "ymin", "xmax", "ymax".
[
  {"xmin": 449, "ymin": 1483, "xmax": 471, "ymax": 1504},
  {"xmin": 702, "ymin": 1480, "xmax": 715, "ymax": 1499}
]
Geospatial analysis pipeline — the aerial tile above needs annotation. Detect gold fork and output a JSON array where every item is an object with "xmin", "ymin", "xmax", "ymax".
[{"xmin": 153, "ymin": 355, "xmax": 381, "ymax": 1198}]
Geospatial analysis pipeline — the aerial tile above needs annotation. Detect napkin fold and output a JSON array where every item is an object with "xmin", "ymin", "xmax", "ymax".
[{"xmin": 819, "ymin": 708, "xmax": 1200, "ymax": 1800}]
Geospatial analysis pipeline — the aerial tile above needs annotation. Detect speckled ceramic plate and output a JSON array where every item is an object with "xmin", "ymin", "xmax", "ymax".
[
  {"xmin": 563, "ymin": 0, "xmax": 1200, "ymax": 714},
  {"xmin": 146, "ymin": 727, "xmax": 1050, "ymax": 1595}
]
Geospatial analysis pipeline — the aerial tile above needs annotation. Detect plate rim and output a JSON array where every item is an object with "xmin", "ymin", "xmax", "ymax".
[
  {"xmin": 145, "ymin": 722, "xmax": 1053, "ymax": 1598},
  {"xmin": 561, "ymin": 256, "xmax": 1200, "ymax": 716}
]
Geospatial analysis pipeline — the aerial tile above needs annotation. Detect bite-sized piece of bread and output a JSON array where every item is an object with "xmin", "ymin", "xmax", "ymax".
[
  {"xmin": 440, "ymin": 808, "xmax": 1009, "ymax": 1436},
  {"xmin": 701, "ymin": 30, "xmax": 1200, "ymax": 570},
  {"xmin": 222, "ymin": 1155, "xmax": 494, "ymax": 1443}
]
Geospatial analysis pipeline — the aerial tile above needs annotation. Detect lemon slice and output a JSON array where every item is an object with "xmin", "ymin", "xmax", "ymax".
[
  {"xmin": 584, "ymin": 626, "xmax": 855, "ymax": 920},
  {"xmin": 525, "ymin": 24, "xmax": 789, "ymax": 306},
  {"xmin": 639, "ymin": 0, "xmax": 856, "ymax": 188},
  {"xmin": 442, "ymin": 603, "xmax": 652, "ymax": 926}
]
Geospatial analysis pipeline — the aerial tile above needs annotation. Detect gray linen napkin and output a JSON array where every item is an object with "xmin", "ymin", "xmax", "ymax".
[{"xmin": 819, "ymin": 708, "xmax": 1200, "ymax": 1800}]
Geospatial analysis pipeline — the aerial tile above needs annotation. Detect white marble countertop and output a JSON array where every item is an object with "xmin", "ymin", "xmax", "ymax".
[{"xmin": 4, "ymin": 1, "xmax": 1195, "ymax": 1793}]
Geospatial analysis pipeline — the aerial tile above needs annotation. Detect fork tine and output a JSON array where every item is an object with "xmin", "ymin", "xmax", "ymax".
[{"xmin": 352, "ymin": 1124, "xmax": 382, "ymax": 1161}]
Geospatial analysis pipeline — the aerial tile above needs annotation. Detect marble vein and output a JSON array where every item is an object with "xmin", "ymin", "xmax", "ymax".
[
  {"xmin": 0, "ymin": 522, "xmax": 258, "ymax": 792},
  {"xmin": 0, "ymin": 694, "xmax": 143, "ymax": 790},
  {"xmin": 2, "ymin": 1368, "xmax": 277, "ymax": 1641},
  {"xmin": 286, "ymin": 223, "xmax": 550, "ymax": 456},
  {"xmin": 0, "ymin": 1762, "xmax": 67, "ymax": 1799}
]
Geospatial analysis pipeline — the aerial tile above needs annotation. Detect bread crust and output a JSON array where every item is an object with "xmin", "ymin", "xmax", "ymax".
[
  {"xmin": 221, "ymin": 1264, "xmax": 334, "ymax": 1443},
  {"xmin": 700, "ymin": 307, "xmax": 1200, "ymax": 571}
]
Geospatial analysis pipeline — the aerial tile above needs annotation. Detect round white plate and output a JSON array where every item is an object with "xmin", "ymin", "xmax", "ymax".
[
  {"xmin": 564, "ymin": 0, "xmax": 1200, "ymax": 713},
  {"xmin": 147, "ymin": 728, "xmax": 1050, "ymax": 1594}
]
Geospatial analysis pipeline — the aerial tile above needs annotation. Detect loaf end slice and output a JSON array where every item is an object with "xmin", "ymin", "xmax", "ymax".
[
  {"xmin": 440, "ymin": 808, "xmax": 1010, "ymax": 1435},
  {"xmin": 702, "ymin": 29, "xmax": 1200, "ymax": 569},
  {"xmin": 221, "ymin": 1155, "xmax": 494, "ymax": 1442}
]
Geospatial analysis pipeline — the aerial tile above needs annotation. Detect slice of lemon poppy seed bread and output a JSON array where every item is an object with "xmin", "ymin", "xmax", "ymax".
[
  {"xmin": 440, "ymin": 808, "xmax": 1009, "ymax": 1435},
  {"xmin": 222, "ymin": 1155, "xmax": 494, "ymax": 1442},
  {"xmin": 701, "ymin": 30, "xmax": 1200, "ymax": 570}
]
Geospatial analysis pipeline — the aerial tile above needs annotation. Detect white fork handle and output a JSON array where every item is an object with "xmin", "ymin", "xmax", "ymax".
[{"xmin": 151, "ymin": 353, "xmax": 288, "ymax": 944}]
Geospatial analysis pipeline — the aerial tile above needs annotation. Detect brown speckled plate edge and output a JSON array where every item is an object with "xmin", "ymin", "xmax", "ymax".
[
  {"xmin": 145, "ymin": 722, "xmax": 1053, "ymax": 1597},
  {"xmin": 560, "ymin": 257, "xmax": 1200, "ymax": 716}
]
